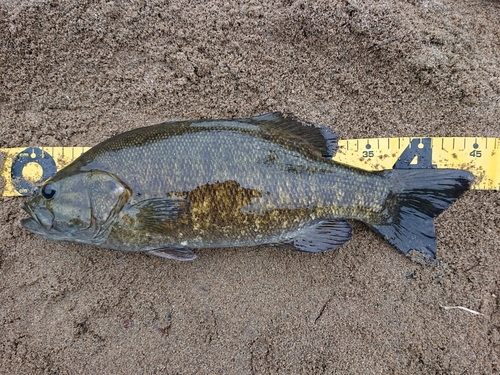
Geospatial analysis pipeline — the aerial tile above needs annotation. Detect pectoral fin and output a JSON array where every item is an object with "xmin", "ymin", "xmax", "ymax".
[
  {"xmin": 130, "ymin": 197, "xmax": 190, "ymax": 232},
  {"xmin": 278, "ymin": 220, "xmax": 352, "ymax": 253},
  {"xmin": 148, "ymin": 247, "xmax": 197, "ymax": 261}
]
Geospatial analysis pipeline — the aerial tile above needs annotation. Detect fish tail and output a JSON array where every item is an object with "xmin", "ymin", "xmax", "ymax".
[{"xmin": 368, "ymin": 169, "xmax": 474, "ymax": 261}]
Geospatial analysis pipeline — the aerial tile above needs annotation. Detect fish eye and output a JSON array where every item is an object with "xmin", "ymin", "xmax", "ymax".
[{"xmin": 41, "ymin": 183, "xmax": 57, "ymax": 200}]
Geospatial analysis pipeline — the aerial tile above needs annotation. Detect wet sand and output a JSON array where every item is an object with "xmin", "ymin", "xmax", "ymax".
[{"xmin": 1, "ymin": 0, "xmax": 499, "ymax": 373}]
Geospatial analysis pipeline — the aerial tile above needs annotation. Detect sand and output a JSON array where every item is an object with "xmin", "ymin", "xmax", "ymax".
[{"xmin": 1, "ymin": 0, "xmax": 499, "ymax": 373}]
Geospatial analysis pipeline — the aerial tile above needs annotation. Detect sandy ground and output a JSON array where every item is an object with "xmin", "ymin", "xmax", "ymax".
[{"xmin": 1, "ymin": 0, "xmax": 499, "ymax": 373}]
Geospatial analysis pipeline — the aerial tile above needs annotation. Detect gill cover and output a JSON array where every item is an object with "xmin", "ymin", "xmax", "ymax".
[
  {"xmin": 22, "ymin": 170, "xmax": 130, "ymax": 244},
  {"xmin": 86, "ymin": 171, "xmax": 131, "ymax": 238}
]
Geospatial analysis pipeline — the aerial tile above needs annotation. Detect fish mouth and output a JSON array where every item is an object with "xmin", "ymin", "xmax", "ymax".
[{"xmin": 21, "ymin": 202, "xmax": 54, "ymax": 233}]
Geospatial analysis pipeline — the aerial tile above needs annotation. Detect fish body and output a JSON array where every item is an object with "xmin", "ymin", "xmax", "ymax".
[{"xmin": 22, "ymin": 113, "xmax": 473, "ymax": 261}]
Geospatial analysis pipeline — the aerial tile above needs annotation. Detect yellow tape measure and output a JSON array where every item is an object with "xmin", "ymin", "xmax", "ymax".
[{"xmin": 0, "ymin": 137, "xmax": 498, "ymax": 197}]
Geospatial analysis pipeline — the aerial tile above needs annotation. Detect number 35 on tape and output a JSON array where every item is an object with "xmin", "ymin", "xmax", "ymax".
[{"xmin": 0, "ymin": 137, "xmax": 498, "ymax": 197}]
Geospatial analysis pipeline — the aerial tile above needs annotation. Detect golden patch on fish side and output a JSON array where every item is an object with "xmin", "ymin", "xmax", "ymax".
[{"xmin": 180, "ymin": 180, "xmax": 263, "ymax": 233}]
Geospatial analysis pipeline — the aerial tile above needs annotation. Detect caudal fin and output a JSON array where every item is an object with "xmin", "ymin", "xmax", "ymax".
[{"xmin": 368, "ymin": 169, "xmax": 474, "ymax": 261}]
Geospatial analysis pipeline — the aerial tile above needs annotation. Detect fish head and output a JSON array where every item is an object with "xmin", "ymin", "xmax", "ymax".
[{"xmin": 21, "ymin": 170, "xmax": 131, "ymax": 244}]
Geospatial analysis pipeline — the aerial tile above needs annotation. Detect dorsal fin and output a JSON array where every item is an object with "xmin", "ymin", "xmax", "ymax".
[{"xmin": 248, "ymin": 112, "xmax": 338, "ymax": 157}]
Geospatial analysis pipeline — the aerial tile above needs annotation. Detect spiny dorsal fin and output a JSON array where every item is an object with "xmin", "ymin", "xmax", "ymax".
[{"xmin": 248, "ymin": 112, "xmax": 338, "ymax": 157}]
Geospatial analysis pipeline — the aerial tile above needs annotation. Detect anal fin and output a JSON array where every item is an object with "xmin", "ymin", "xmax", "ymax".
[{"xmin": 279, "ymin": 220, "xmax": 352, "ymax": 253}]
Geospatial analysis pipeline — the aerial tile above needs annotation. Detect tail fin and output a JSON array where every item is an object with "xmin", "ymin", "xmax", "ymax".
[{"xmin": 368, "ymin": 169, "xmax": 474, "ymax": 261}]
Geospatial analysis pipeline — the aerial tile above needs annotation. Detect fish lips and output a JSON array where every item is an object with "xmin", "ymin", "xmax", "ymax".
[{"xmin": 21, "ymin": 202, "xmax": 54, "ymax": 234}]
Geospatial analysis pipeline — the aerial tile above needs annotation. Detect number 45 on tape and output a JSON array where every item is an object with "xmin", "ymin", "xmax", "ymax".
[{"xmin": 0, "ymin": 137, "xmax": 499, "ymax": 197}]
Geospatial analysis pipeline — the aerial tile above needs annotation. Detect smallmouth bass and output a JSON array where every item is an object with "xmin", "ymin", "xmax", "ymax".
[{"xmin": 21, "ymin": 113, "xmax": 473, "ymax": 261}]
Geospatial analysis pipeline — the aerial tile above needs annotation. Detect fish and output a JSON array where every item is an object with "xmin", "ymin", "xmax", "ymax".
[{"xmin": 21, "ymin": 112, "xmax": 474, "ymax": 262}]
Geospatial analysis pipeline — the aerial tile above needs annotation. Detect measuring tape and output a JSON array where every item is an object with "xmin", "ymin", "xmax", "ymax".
[
  {"xmin": 1, "ymin": 137, "xmax": 498, "ymax": 197},
  {"xmin": 1, "ymin": 147, "xmax": 91, "ymax": 197}
]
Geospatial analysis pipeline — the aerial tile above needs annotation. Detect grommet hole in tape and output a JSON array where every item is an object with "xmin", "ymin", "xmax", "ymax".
[{"xmin": 0, "ymin": 137, "xmax": 498, "ymax": 197}]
